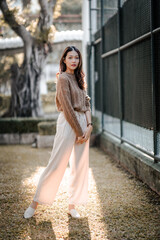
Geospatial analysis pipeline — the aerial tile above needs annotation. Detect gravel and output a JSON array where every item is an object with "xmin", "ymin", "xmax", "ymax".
[{"xmin": 0, "ymin": 145, "xmax": 160, "ymax": 240}]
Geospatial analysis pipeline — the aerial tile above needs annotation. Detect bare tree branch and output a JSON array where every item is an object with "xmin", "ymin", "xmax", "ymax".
[
  {"xmin": 38, "ymin": 0, "xmax": 56, "ymax": 30},
  {"xmin": 48, "ymin": 0, "xmax": 57, "ymax": 20},
  {"xmin": 48, "ymin": 0, "xmax": 56, "ymax": 10},
  {"xmin": 39, "ymin": 0, "xmax": 48, "ymax": 18},
  {"xmin": 0, "ymin": 0, "xmax": 31, "ymax": 43}
]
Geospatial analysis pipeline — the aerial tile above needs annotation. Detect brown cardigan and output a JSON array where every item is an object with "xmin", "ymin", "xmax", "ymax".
[{"xmin": 55, "ymin": 71, "xmax": 91, "ymax": 137}]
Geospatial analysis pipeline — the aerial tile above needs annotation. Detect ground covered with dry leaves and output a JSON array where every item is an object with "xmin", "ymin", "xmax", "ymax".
[{"xmin": 0, "ymin": 145, "xmax": 160, "ymax": 240}]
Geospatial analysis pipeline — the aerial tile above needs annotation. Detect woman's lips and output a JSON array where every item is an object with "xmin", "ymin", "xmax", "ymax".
[{"xmin": 71, "ymin": 64, "xmax": 76, "ymax": 66}]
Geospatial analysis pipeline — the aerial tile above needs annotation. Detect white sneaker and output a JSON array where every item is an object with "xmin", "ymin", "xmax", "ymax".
[
  {"xmin": 68, "ymin": 209, "xmax": 80, "ymax": 218},
  {"xmin": 24, "ymin": 206, "xmax": 36, "ymax": 219}
]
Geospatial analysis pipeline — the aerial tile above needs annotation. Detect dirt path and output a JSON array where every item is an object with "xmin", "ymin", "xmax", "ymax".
[{"xmin": 0, "ymin": 145, "xmax": 160, "ymax": 240}]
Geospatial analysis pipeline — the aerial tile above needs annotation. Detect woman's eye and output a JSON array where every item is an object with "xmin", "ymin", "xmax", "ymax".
[{"xmin": 68, "ymin": 57, "xmax": 79, "ymax": 59}]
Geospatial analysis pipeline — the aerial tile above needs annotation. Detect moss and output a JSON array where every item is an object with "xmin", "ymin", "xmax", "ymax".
[{"xmin": 38, "ymin": 121, "xmax": 56, "ymax": 135}]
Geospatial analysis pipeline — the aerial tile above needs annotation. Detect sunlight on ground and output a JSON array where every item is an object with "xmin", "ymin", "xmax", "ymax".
[
  {"xmin": 22, "ymin": 167, "xmax": 45, "ymax": 188},
  {"xmin": 1, "ymin": 146, "xmax": 160, "ymax": 239},
  {"xmin": 21, "ymin": 165, "xmax": 108, "ymax": 239}
]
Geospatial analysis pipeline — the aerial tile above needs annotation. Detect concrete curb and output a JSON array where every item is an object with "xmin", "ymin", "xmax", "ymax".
[
  {"xmin": 0, "ymin": 133, "xmax": 37, "ymax": 145},
  {"xmin": 98, "ymin": 132, "xmax": 160, "ymax": 196}
]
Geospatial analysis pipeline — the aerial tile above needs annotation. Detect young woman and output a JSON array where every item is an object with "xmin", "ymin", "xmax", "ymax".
[{"xmin": 24, "ymin": 46, "xmax": 93, "ymax": 219}]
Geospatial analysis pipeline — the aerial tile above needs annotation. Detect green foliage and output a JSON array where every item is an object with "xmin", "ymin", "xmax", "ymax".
[
  {"xmin": 0, "ymin": 56, "xmax": 13, "ymax": 85},
  {"xmin": 0, "ymin": 115, "xmax": 100, "ymax": 134},
  {"xmin": 0, "ymin": 54, "xmax": 23, "ymax": 86},
  {"xmin": 91, "ymin": 115, "xmax": 100, "ymax": 134},
  {"xmin": 0, "ymin": 94, "xmax": 10, "ymax": 110},
  {"xmin": 38, "ymin": 121, "xmax": 56, "ymax": 135},
  {"xmin": 0, "ymin": 0, "xmax": 56, "ymax": 41},
  {"xmin": 46, "ymin": 80, "xmax": 56, "ymax": 92},
  {"xmin": 0, "ymin": 118, "xmax": 55, "ymax": 133}
]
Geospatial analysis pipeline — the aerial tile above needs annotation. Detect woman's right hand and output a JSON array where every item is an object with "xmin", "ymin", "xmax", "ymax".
[
  {"xmin": 76, "ymin": 125, "xmax": 93, "ymax": 144},
  {"xmin": 75, "ymin": 134, "xmax": 85, "ymax": 144},
  {"xmin": 56, "ymin": 72, "xmax": 59, "ymax": 80}
]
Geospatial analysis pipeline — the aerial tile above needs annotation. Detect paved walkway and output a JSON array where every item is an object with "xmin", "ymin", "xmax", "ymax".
[{"xmin": 0, "ymin": 145, "xmax": 160, "ymax": 240}]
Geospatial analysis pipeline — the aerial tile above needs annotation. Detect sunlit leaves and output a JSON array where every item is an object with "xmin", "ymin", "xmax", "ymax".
[
  {"xmin": 2, "ymin": 0, "xmax": 57, "ymax": 43},
  {"xmin": 26, "ymin": 18, "xmax": 39, "ymax": 34},
  {"xmin": 53, "ymin": 0, "xmax": 64, "ymax": 19},
  {"xmin": 48, "ymin": 24, "xmax": 56, "ymax": 42}
]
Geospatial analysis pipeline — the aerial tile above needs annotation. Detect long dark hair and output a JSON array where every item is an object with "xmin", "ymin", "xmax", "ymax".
[{"xmin": 59, "ymin": 46, "xmax": 87, "ymax": 90}]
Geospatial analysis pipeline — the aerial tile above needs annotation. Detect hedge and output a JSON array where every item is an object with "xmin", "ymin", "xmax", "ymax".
[
  {"xmin": 38, "ymin": 121, "xmax": 56, "ymax": 135},
  {"xmin": 0, "ymin": 115, "xmax": 100, "ymax": 134},
  {"xmin": 0, "ymin": 118, "xmax": 56, "ymax": 134}
]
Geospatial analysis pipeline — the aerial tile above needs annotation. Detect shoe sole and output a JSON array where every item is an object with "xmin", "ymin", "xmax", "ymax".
[{"xmin": 67, "ymin": 212, "xmax": 80, "ymax": 218}]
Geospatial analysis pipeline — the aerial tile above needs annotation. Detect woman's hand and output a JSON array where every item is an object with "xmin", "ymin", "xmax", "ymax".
[
  {"xmin": 56, "ymin": 72, "xmax": 59, "ymax": 80},
  {"xmin": 75, "ymin": 134, "xmax": 85, "ymax": 144},
  {"xmin": 83, "ymin": 125, "xmax": 93, "ymax": 142},
  {"xmin": 75, "ymin": 125, "xmax": 93, "ymax": 144}
]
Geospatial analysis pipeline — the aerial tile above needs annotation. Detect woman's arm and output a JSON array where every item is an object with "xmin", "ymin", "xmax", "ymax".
[
  {"xmin": 57, "ymin": 75, "xmax": 84, "ymax": 137},
  {"xmin": 76, "ymin": 110, "xmax": 93, "ymax": 144},
  {"xmin": 76, "ymin": 92, "xmax": 92, "ymax": 144},
  {"xmin": 85, "ymin": 109, "xmax": 92, "ymax": 125}
]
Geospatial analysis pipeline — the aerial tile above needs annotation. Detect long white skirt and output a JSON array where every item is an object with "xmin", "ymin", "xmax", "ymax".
[{"xmin": 33, "ymin": 111, "xmax": 89, "ymax": 206}]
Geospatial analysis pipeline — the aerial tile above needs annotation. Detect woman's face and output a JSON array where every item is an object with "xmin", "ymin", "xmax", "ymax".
[{"xmin": 64, "ymin": 50, "xmax": 80, "ymax": 71}]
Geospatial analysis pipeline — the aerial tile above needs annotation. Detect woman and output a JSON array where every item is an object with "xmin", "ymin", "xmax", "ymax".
[{"xmin": 24, "ymin": 46, "xmax": 93, "ymax": 219}]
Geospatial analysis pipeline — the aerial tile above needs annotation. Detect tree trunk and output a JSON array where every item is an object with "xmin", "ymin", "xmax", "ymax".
[
  {"xmin": 0, "ymin": 0, "xmax": 55, "ymax": 117},
  {"xmin": 7, "ymin": 42, "xmax": 48, "ymax": 117}
]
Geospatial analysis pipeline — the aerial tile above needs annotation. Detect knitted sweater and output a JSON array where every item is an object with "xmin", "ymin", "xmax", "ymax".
[{"xmin": 55, "ymin": 71, "xmax": 91, "ymax": 137}]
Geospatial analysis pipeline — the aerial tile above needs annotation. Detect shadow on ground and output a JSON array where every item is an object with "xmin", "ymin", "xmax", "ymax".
[
  {"xmin": 0, "ymin": 145, "xmax": 160, "ymax": 239},
  {"xmin": 89, "ymin": 147, "xmax": 160, "ymax": 239},
  {"xmin": 28, "ymin": 218, "xmax": 56, "ymax": 239}
]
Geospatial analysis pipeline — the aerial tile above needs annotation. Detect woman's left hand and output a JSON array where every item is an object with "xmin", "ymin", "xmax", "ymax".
[
  {"xmin": 75, "ymin": 125, "xmax": 93, "ymax": 144},
  {"xmin": 81, "ymin": 125, "xmax": 93, "ymax": 143}
]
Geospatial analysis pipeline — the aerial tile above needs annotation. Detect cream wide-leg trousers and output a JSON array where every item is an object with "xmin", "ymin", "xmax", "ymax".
[{"xmin": 33, "ymin": 110, "xmax": 89, "ymax": 206}]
